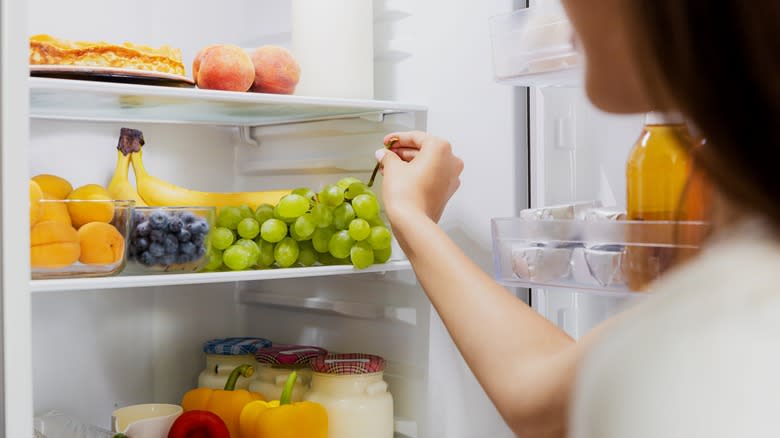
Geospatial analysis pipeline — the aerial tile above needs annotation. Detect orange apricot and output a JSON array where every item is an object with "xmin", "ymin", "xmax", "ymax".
[
  {"xmin": 196, "ymin": 45, "xmax": 255, "ymax": 92},
  {"xmin": 78, "ymin": 222, "xmax": 125, "ymax": 265},
  {"xmin": 250, "ymin": 46, "xmax": 301, "ymax": 95},
  {"xmin": 39, "ymin": 197, "xmax": 72, "ymax": 226},
  {"xmin": 67, "ymin": 184, "xmax": 114, "ymax": 228},
  {"xmin": 32, "ymin": 174, "xmax": 73, "ymax": 200},
  {"xmin": 30, "ymin": 220, "xmax": 80, "ymax": 268},
  {"xmin": 30, "ymin": 180, "xmax": 44, "ymax": 227}
]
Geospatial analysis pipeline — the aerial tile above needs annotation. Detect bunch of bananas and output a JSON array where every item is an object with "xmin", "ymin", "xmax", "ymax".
[{"xmin": 108, "ymin": 128, "xmax": 290, "ymax": 209}]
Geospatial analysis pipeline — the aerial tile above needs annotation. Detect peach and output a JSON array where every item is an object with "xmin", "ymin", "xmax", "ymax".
[
  {"xmin": 78, "ymin": 222, "xmax": 125, "ymax": 265},
  {"xmin": 39, "ymin": 197, "xmax": 72, "ymax": 226},
  {"xmin": 30, "ymin": 220, "xmax": 80, "ymax": 268},
  {"xmin": 192, "ymin": 44, "xmax": 220, "ymax": 82},
  {"xmin": 32, "ymin": 174, "xmax": 72, "ymax": 200},
  {"xmin": 67, "ymin": 184, "xmax": 115, "ymax": 229},
  {"xmin": 250, "ymin": 46, "xmax": 301, "ymax": 94},
  {"xmin": 196, "ymin": 45, "xmax": 255, "ymax": 92},
  {"xmin": 30, "ymin": 180, "xmax": 43, "ymax": 227}
]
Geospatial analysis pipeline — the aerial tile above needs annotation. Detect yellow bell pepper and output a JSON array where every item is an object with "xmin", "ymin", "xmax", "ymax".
[
  {"xmin": 239, "ymin": 371, "xmax": 328, "ymax": 438},
  {"xmin": 182, "ymin": 364, "xmax": 264, "ymax": 438}
]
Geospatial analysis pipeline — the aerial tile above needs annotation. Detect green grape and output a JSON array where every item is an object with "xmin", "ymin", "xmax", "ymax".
[
  {"xmin": 223, "ymin": 245, "xmax": 253, "ymax": 270},
  {"xmin": 274, "ymin": 204, "xmax": 298, "ymax": 224},
  {"xmin": 352, "ymin": 194, "xmax": 380, "ymax": 219},
  {"xmin": 212, "ymin": 227, "xmax": 235, "ymax": 250},
  {"xmin": 205, "ymin": 249, "xmax": 224, "ymax": 271},
  {"xmin": 234, "ymin": 239, "xmax": 260, "ymax": 266},
  {"xmin": 294, "ymin": 214, "xmax": 316, "ymax": 239},
  {"xmin": 367, "ymin": 226, "xmax": 392, "ymax": 250},
  {"xmin": 350, "ymin": 241, "xmax": 375, "ymax": 269},
  {"xmin": 217, "ymin": 206, "xmax": 243, "ymax": 230},
  {"xmin": 297, "ymin": 241, "xmax": 318, "ymax": 267},
  {"xmin": 311, "ymin": 204, "xmax": 334, "ymax": 228},
  {"xmin": 328, "ymin": 230, "xmax": 354, "ymax": 259},
  {"xmin": 368, "ymin": 216, "xmax": 387, "ymax": 227},
  {"xmin": 374, "ymin": 247, "xmax": 392, "ymax": 264},
  {"xmin": 277, "ymin": 194, "xmax": 310, "ymax": 219},
  {"xmin": 344, "ymin": 182, "xmax": 367, "ymax": 200},
  {"xmin": 260, "ymin": 218, "xmax": 288, "ymax": 243},
  {"xmin": 292, "ymin": 187, "xmax": 317, "ymax": 203},
  {"xmin": 312, "ymin": 227, "xmax": 335, "ymax": 253},
  {"xmin": 256, "ymin": 238, "xmax": 275, "ymax": 267},
  {"xmin": 337, "ymin": 177, "xmax": 362, "ymax": 190},
  {"xmin": 348, "ymin": 218, "xmax": 371, "ymax": 241},
  {"xmin": 364, "ymin": 188, "xmax": 377, "ymax": 197},
  {"xmin": 237, "ymin": 218, "xmax": 261, "ymax": 239},
  {"xmin": 254, "ymin": 204, "xmax": 275, "ymax": 225},
  {"xmin": 318, "ymin": 252, "xmax": 349, "ymax": 266},
  {"xmin": 239, "ymin": 205, "xmax": 254, "ymax": 219},
  {"xmin": 319, "ymin": 184, "xmax": 345, "ymax": 207},
  {"xmin": 333, "ymin": 203, "xmax": 356, "ymax": 230},
  {"xmin": 274, "ymin": 237, "xmax": 300, "ymax": 268}
]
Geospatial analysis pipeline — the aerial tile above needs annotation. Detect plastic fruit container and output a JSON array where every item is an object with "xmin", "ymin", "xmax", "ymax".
[
  {"xmin": 125, "ymin": 207, "xmax": 215, "ymax": 274},
  {"xmin": 31, "ymin": 200, "xmax": 134, "ymax": 279}
]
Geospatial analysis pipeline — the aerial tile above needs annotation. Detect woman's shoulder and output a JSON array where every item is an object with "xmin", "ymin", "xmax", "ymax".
[{"xmin": 570, "ymin": 219, "xmax": 780, "ymax": 438}]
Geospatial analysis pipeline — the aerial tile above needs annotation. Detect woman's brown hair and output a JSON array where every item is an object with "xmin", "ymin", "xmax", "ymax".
[{"xmin": 625, "ymin": 1, "xmax": 780, "ymax": 230}]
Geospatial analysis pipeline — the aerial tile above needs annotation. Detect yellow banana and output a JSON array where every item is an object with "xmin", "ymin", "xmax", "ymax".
[
  {"xmin": 131, "ymin": 151, "xmax": 291, "ymax": 210},
  {"xmin": 108, "ymin": 149, "xmax": 147, "ymax": 206}
]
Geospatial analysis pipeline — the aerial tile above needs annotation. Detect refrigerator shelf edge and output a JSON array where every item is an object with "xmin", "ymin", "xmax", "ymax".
[
  {"xmin": 490, "ymin": 5, "xmax": 583, "ymax": 88},
  {"xmin": 29, "ymin": 77, "xmax": 427, "ymax": 126},
  {"xmin": 29, "ymin": 260, "xmax": 413, "ymax": 293}
]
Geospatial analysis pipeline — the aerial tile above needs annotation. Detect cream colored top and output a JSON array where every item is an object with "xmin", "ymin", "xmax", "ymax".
[{"xmin": 571, "ymin": 219, "xmax": 780, "ymax": 437}]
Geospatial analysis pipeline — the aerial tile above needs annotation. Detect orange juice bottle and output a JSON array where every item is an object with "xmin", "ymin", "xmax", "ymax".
[{"xmin": 625, "ymin": 112, "xmax": 694, "ymax": 291}]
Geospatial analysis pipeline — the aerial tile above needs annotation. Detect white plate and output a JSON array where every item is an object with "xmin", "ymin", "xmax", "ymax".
[{"xmin": 30, "ymin": 64, "xmax": 195, "ymax": 87}]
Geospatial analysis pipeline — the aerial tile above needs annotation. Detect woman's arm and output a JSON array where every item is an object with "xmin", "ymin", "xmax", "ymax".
[{"xmin": 376, "ymin": 131, "xmax": 606, "ymax": 437}]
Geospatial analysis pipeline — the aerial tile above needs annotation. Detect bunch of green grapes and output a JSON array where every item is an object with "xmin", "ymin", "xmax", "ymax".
[{"xmin": 205, "ymin": 178, "xmax": 392, "ymax": 271}]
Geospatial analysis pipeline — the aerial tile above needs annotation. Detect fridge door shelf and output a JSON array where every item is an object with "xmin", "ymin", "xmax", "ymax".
[
  {"xmin": 30, "ymin": 260, "xmax": 412, "ymax": 293},
  {"xmin": 489, "ymin": 5, "xmax": 583, "ymax": 87},
  {"xmin": 492, "ymin": 218, "xmax": 711, "ymax": 296},
  {"xmin": 29, "ymin": 77, "xmax": 426, "ymax": 127}
]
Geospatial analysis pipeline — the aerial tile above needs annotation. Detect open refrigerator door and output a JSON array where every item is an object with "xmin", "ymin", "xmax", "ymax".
[{"xmin": 489, "ymin": 1, "xmax": 710, "ymax": 338}]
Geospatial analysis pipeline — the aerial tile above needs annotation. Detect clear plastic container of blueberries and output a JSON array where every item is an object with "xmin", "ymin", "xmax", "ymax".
[{"xmin": 125, "ymin": 207, "xmax": 215, "ymax": 274}]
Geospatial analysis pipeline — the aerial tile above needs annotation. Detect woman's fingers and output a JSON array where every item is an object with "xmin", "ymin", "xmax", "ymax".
[
  {"xmin": 383, "ymin": 131, "xmax": 430, "ymax": 150},
  {"xmin": 390, "ymin": 147, "xmax": 419, "ymax": 162}
]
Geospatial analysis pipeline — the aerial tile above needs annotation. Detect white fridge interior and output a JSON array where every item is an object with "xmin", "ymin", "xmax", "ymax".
[{"xmin": 6, "ymin": 1, "xmax": 527, "ymax": 437}]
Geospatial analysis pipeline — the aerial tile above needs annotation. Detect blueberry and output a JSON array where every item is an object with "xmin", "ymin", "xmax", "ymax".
[
  {"xmin": 138, "ymin": 251, "xmax": 155, "ymax": 266},
  {"xmin": 149, "ymin": 242, "xmax": 165, "ymax": 257},
  {"xmin": 180, "ymin": 241, "xmax": 196, "ymax": 255},
  {"xmin": 150, "ymin": 229, "xmax": 166, "ymax": 243},
  {"xmin": 177, "ymin": 229, "xmax": 191, "ymax": 242},
  {"xmin": 149, "ymin": 210, "xmax": 169, "ymax": 230},
  {"xmin": 190, "ymin": 219, "xmax": 210, "ymax": 235},
  {"xmin": 177, "ymin": 253, "xmax": 193, "ymax": 264},
  {"xmin": 192, "ymin": 234, "xmax": 205, "ymax": 247},
  {"xmin": 167, "ymin": 216, "xmax": 183, "ymax": 233},
  {"xmin": 162, "ymin": 254, "xmax": 176, "ymax": 266},
  {"xmin": 132, "ymin": 211, "xmax": 145, "ymax": 227},
  {"xmin": 164, "ymin": 235, "xmax": 179, "ymax": 254},
  {"xmin": 181, "ymin": 212, "xmax": 197, "ymax": 224},
  {"xmin": 196, "ymin": 245, "xmax": 206, "ymax": 257},
  {"xmin": 136, "ymin": 221, "xmax": 151, "ymax": 237},
  {"xmin": 135, "ymin": 237, "xmax": 150, "ymax": 252}
]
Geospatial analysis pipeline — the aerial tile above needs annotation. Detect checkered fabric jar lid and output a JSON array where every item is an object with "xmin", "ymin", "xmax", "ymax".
[
  {"xmin": 254, "ymin": 344, "xmax": 328, "ymax": 366},
  {"xmin": 310, "ymin": 353, "xmax": 386, "ymax": 375},
  {"xmin": 203, "ymin": 337, "xmax": 273, "ymax": 355}
]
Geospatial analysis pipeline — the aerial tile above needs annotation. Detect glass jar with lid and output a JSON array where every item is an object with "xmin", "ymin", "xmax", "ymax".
[
  {"xmin": 303, "ymin": 353, "xmax": 393, "ymax": 438},
  {"xmin": 197, "ymin": 337, "xmax": 272, "ymax": 389},
  {"xmin": 247, "ymin": 344, "xmax": 327, "ymax": 401}
]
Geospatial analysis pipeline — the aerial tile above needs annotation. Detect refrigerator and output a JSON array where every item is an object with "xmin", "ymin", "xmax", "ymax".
[{"xmin": 1, "ymin": 0, "xmax": 668, "ymax": 437}]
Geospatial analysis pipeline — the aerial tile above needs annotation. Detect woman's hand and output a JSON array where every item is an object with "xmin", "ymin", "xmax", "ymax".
[{"xmin": 375, "ymin": 131, "xmax": 464, "ymax": 226}]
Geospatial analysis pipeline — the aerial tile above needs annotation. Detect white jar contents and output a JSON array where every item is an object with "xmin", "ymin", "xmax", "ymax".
[
  {"xmin": 304, "ymin": 354, "xmax": 393, "ymax": 438},
  {"xmin": 291, "ymin": 0, "xmax": 374, "ymax": 99},
  {"xmin": 247, "ymin": 344, "xmax": 327, "ymax": 401},
  {"xmin": 197, "ymin": 337, "xmax": 272, "ymax": 389}
]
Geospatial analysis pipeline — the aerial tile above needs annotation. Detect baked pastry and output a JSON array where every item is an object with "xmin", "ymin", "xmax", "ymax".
[{"xmin": 29, "ymin": 34, "xmax": 185, "ymax": 76}]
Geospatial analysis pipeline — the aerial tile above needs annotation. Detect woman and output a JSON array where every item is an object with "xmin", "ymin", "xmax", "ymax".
[{"xmin": 375, "ymin": 1, "xmax": 780, "ymax": 437}]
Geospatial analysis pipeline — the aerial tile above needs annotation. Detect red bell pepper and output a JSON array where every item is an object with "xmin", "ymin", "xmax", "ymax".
[{"xmin": 168, "ymin": 410, "xmax": 230, "ymax": 438}]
